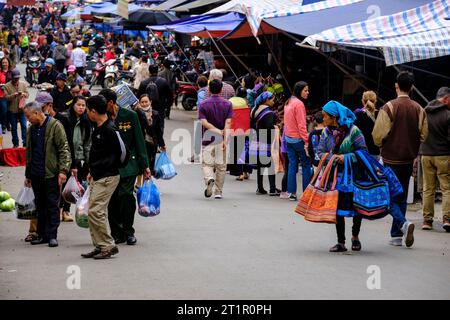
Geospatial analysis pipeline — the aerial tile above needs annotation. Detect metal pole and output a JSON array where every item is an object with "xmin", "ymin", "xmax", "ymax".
[
  {"xmin": 218, "ymin": 39, "xmax": 252, "ymax": 74},
  {"xmin": 206, "ymin": 30, "xmax": 239, "ymax": 81}
]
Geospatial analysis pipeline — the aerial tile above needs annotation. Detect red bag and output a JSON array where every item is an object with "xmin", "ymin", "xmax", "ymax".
[
  {"xmin": 231, "ymin": 108, "xmax": 250, "ymax": 135},
  {"xmin": 295, "ymin": 153, "xmax": 338, "ymax": 224}
]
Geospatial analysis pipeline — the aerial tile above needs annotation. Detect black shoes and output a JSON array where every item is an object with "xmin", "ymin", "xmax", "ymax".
[
  {"xmin": 256, "ymin": 189, "xmax": 268, "ymax": 195},
  {"xmin": 204, "ymin": 179, "xmax": 215, "ymax": 198},
  {"xmin": 127, "ymin": 235, "xmax": 137, "ymax": 245},
  {"xmin": 82, "ymin": 246, "xmax": 119, "ymax": 259},
  {"xmin": 81, "ymin": 248, "xmax": 101, "ymax": 258},
  {"xmin": 31, "ymin": 237, "xmax": 48, "ymax": 245},
  {"xmin": 329, "ymin": 243, "xmax": 348, "ymax": 252},
  {"xmin": 48, "ymin": 239, "xmax": 58, "ymax": 247},
  {"xmin": 114, "ymin": 237, "xmax": 126, "ymax": 244},
  {"xmin": 269, "ymin": 188, "xmax": 281, "ymax": 196}
]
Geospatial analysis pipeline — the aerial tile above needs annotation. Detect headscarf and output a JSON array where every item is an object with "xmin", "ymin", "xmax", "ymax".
[
  {"xmin": 249, "ymin": 82, "xmax": 265, "ymax": 108},
  {"xmin": 322, "ymin": 100, "xmax": 356, "ymax": 128},
  {"xmin": 254, "ymin": 91, "xmax": 274, "ymax": 109}
]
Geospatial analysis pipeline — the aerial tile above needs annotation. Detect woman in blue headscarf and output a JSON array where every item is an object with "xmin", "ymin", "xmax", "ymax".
[
  {"xmin": 317, "ymin": 100, "xmax": 368, "ymax": 253},
  {"xmin": 250, "ymin": 91, "xmax": 280, "ymax": 196}
]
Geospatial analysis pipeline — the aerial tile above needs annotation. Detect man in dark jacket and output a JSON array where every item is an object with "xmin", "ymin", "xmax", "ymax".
[
  {"xmin": 38, "ymin": 58, "xmax": 58, "ymax": 85},
  {"xmin": 419, "ymin": 87, "xmax": 450, "ymax": 232},
  {"xmin": 138, "ymin": 65, "xmax": 173, "ymax": 130},
  {"xmin": 50, "ymin": 73, "xmax": 72, "ymax": 113},
  {"xmin": 24, "ymin": 101, "xmax": 71, "ymax": 248},
  {"xmin": 99, "ymin": 89, "xmax": 150, "ymax": 246}
]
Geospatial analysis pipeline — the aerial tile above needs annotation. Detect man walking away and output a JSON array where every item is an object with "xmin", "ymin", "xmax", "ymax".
[
  {"xmin": 198, "ymin": 79, "xmax": 233, "ymax": 199},
  {"xmin": 82, "ymin": 95, "xmax": 123, "ymax": 259},
  {"xmin": 24, "ymin": 102, "xmax": 71, "ymax": 248},
  {"xmin": 372, "ymin": 71, "xmax": 428, "ymax": 247},
  {"xmin": 419, "ymin": 87, "xmax": 450, "ymax": 232},
  {"xmin": 99, "ymin": 89, "xmax": 150, "ymax": 246}
]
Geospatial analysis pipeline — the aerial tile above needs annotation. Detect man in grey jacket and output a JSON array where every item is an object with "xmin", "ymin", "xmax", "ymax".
[{"xmin": 419, "ymin": 87, "xmax": 450, "ymax": 232}]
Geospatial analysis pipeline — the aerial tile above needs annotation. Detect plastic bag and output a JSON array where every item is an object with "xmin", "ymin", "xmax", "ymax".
[
  {"xmin": 136, "ymin": 180, "xmax": 160, "ymax": 217},
  {"xmin": 62, "ymin": 175, "xmax": 85, "ymax": 204},
  {"xmin": 14, "ymin": 187, "xmax": 37, "ymax": 220},
  {"xmin": 75, "ymin": 186, "xmax": 90, "ymax": 228},
  {"xmin": 154, "ymin": 152, "xmax": 177, "ymax": 180}
]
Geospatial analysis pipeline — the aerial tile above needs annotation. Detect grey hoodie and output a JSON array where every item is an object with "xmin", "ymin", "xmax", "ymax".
[{"xmin": 419, "ymin": 99, "xmax": 450, "ymax": 156}]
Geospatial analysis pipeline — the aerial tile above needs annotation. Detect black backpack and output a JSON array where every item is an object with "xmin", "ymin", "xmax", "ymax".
[{"xmin": 146, "ymin": 80, "xmax": 160, "ymax": 106}]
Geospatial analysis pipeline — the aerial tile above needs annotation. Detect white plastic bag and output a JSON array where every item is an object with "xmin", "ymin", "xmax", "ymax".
[
  {"xmin": 15, "ymin": 187, "xmax": 37, "ymax": 220},
  {"xmin": 62, "ymin": 175, "xmax": 85, "ymax": 204},
  {"xmin": 75, "ymin": 186, "xmax": 90, "ymax": 228}
]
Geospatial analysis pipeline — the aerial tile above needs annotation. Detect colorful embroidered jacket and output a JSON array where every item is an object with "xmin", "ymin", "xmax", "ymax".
[{"xmin": 317, "ymin": 125, "xmax": 367, "ymax": 161}]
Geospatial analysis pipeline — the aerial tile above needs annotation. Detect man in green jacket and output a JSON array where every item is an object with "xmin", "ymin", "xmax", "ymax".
[
  {"xmin": 24, "ymin": 101, "xmax": 72, "ymax": 248},
  {"xmin": 99, "ymin": 89, "xmax": 150, "ymax": 245}
]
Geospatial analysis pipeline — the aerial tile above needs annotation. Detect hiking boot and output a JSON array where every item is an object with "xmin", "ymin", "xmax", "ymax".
[
  {"xmin": 422, "ymin": 220, "xmax": 433, "ymax": 230},
  {"xmin": 402, "ymin": 221, "xmax": 415, "ymax": 248},
  {"xmin": 81, "ymin": 248, "xmax": 101, "ymax": 258},
  {"xmin": 93, "ymin": 246, "xmax": 119, "ymax": 260},
  {"xmin": 204, "ymin": 179, "xmax": 214, "ymax": 198},
  {"xmin": 443, "ymin": 218, "xmax": 450, "ymax": 232}
]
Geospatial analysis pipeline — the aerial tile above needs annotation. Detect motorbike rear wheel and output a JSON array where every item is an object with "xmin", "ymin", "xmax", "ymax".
[
  {"xmin": 182, "ymin": 95, "xmax": 196, "ymax": 111},
  {"xmin": 104, "ymin": 77, "xmax": 115, "ymax": 89}
]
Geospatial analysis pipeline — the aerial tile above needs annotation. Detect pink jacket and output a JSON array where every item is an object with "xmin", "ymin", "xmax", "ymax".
[{"xmin": 284, "ymin": 97, "xmax": 309, "ymax": 146}]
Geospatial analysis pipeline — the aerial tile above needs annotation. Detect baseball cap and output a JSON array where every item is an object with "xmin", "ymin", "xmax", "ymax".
[
  {"xmin": 35, "ymin": 91, "xmax": 53, "ymax": 105},
  {"xmin": 12, "ymin": 69, "xmax": 20, "ymax": 79},
  {"xmin": 67, "ymin": 65, "xmax": 76, "ymax": 73},
  {"xmin": 45, "ymin": 58, "xmax": 55, "ymax": 66},
  {"xmin": 56, "ymin": 73, "xmax": 67, "ymax": 82}
]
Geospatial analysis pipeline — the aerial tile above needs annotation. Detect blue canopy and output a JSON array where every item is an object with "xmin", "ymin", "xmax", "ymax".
[
  {"xmin": 264, "ymin": 0, "xmax": 432, "ymax": 37},
  {"xmin": 150, "ymin": 12, "xmax": 246, "ymax": 37},
  {"xmin": 90, "ymin": 2, "xmax": 142, "ymax": 16},
  {"xmin": 62, "ymin": 2, "xmax": 114, "ymax": 19}
]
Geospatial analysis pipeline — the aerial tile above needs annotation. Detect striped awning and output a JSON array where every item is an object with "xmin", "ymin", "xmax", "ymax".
[
  {"xmin": 208, "ymin": 0, "xmax": 363, "ymax": 37},
  {"xmin": 304, "ymin": 0, "xmax": 450, "ymax": 66}
]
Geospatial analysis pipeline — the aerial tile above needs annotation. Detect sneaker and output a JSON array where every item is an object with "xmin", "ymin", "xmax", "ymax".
[
  {"xmin": 279, "ymin": 192, "xmax": 289, "ymax": 199},
  {"xmin": 81, "ymin": 248, "xmax": 101, "ymax": 258},
  {"xmin": 269, "ymin": 188, "xmax": 281, "ymax": 196},
  {"xmin": 93, "ymin": 246, "xmax": 119, "ymax": 260},
  {"xmin": 31, "ymin": 237, "xmax": 48, "ymax": 245},
  {"xmin": 422, "ymin": 220, "xmax": 433, "ymax": 230},
  {"xmin": 204, "ymin": 179, "xmax": 214, "ymax": 198},
  {"xmin": 329, "ymin": 243, "xmax": 347, "ymax": 252},
  {"xmin": 256, "ymin": 189, "xmax": 268, "ymax": 195},
  {"xmin": 288, "ymin": 193, "xmax": 297, "ymax": 201},
  {"xmin": 443, "ymin": 218, "xmax": 450, "ymax": 232},
  {"xmin": 126, "ymin": 235, "xmax": 137, "ymax": 245},
  {"xmin": 48, "ymin": 239, "xmax": 58, "ymax": 247},
  {"xmin": 389, "ymin": 237, "xmax": 403, "ymax": 247},
  {"xmin": 402, "ymin": 221, "xmax": 415, "ymax": 247},
  {"xmin": 214, "ymin": 194, "xmax": 222, "ymax": 199}
]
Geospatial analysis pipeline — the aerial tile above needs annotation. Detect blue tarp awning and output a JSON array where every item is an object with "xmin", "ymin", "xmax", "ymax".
[
  {"xmin": 264, "ymin": 0, "xmax": 432, "ymax": 37},
  {"xmin": 62, "ymin": 2, "xmax": 114, "ymax": 19},
  {"xmin": 90, "ymin": 3, "xmax": 142, "ymax": 16}
]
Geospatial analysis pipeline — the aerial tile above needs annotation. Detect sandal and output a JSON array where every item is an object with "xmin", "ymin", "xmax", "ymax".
[
  {"xmin": 236, "ymin": 175, "xmax": 244, "ymax": 181},
  {"xmin": 329, "ymin": 243, "xmax": 347, "ymax": 252},
  {"xmin": 351, "ymin": 239, "xmax": 362, "ymax": 251},
  {"xmin": 25, "ymin": 234, "xmax": 37, "ymax": 242}
]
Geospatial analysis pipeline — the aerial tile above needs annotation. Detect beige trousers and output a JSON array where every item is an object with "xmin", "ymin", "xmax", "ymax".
[
  {"xmin": 202, "ymin": 143, "xmax": 227, "ymax": 196},
  {"xmin": 421, "ymin": 155, "xmax": 450, "ymax": 221},
  {"xmin": 88, "ymin": 175, "xmax": 120, "ymax": 251}
]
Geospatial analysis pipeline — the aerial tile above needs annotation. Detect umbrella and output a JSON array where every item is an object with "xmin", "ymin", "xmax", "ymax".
[{"xmin": 127, "ymin": 8, "xmax": 179, "ymax": 25}]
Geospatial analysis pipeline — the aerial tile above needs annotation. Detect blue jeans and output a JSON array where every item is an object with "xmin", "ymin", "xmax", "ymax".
[
  {"xmin": 0, "ymin": 99, "xmax": 7, "ymax": 131},
  {"xmin": 384, "ymin": 163, "xmax": 413, "ymax": 237},
  {"xmin": 286, "ymin": 140, "xmax": 312, "ymax": 194},
  {"xmin": 8, "ymin": 112, "xmax": 27, "ymax": 147}
]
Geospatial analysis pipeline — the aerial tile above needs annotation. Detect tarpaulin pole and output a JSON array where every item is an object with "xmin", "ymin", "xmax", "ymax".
[
  {"xmin": 172, "ymin": 38, "xmax": 198, "ymax": 74},
  {"xmin": 218, "ymin": 39, "xmax": 252, "ymax": 74},
  {"xmin": 261, "ymin": 32, "xmax": 292, "ymax": 94},
  {"xmin": 206, "ymin": 30, "xmax": 239, "ymax": 81}
]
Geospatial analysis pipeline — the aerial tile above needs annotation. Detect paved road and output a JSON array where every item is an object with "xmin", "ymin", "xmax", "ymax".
[{"xmin": 0, "ymin": 66, "xmax": 449, "ymax": 300}]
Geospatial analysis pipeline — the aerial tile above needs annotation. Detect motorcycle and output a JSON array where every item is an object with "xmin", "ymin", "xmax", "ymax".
[
  {"xmin": 84, "ymin": 56, "xmax": 97, "ymax": 84},
  {"xmin": 103, "ymin": 59, "xmax": 119, "ymax": 89},
  {"xmin": 26, "ymin": 56, "xmax": 41, "ymax": 86},
  {"xmin": 176, "ymin": 80, "xmax": 198, "ymax": 111},
  {"xmin": 88, "ymin": 58, "xmax": 106, "ymax": 90}
]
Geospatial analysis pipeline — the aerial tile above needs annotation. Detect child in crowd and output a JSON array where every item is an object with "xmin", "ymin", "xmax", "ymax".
[{"xmin": 308, "ymin": 111, "xmax": 325, "ymax": 168}]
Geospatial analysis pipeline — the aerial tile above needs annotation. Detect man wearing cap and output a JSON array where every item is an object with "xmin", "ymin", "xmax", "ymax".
[
  {"xmin": 71, "ymin": 41, "xmax": 86, "ymax": 76},
  {"xmin": 3, "ymin": 68, "xmax": 29, "ymax": 148},
  {"xmin": 38, "ymin": 58, "xmax": 58, "ymax": 85},
  {"xmin": 67, "ymin": 65, "xmax": 85, "ymax": 87},
  {"xmin": 50, "ymin": 73, "xmax": 72, "ymax": 113},
  {"xmin": 419, "ymin": 87, "xmax": 450, "ymax": 232}
]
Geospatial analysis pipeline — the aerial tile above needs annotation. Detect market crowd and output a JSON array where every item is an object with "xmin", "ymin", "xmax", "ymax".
[{"xmin": 0, "ymin": 5, "xmax": 448, "ymax": 259}]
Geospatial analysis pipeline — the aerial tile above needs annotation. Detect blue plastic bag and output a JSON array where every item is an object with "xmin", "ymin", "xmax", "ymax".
[
  {"xmin": 136, "ymin": 180, "xmax": 161, "ymax": 217},
  {"xmin": 154, "ymin": 152, "xmax": 177, "ymax": 180}
]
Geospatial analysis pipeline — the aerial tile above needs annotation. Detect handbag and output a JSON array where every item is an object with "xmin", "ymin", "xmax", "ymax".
[
  {"xmin": 353, "ymin": 150, "xmax": 391, "ymax": 220},
  {"xmin": 336, "ymin": 153, "xmax": 356, "ymax": 217},
  {"xmin": 356, "ymin": 150, "xmax": 403, "ymax": 198},
  {"xmin": 295, "ymin": 153, "xmax": 338, "ymax": 224}
]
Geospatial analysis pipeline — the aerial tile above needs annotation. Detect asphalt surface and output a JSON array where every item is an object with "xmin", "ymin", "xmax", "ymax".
[{"xmin": 0, "ymin": 65, "xmax": 449, "ymax": 300}]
